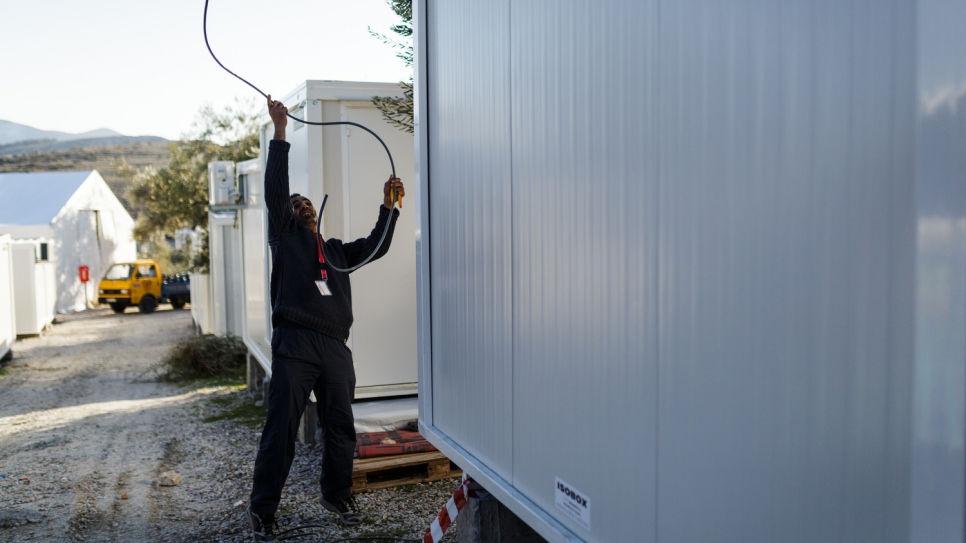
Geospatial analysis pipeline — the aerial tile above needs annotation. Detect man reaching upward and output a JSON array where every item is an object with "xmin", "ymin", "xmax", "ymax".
[{"xmin": 247, "ymin": 96, "xmax": 404, "ymax": 542}]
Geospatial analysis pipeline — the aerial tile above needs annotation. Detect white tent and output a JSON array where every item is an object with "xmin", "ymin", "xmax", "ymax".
[{"xmin": 0, "ymin": 171, "xmax": 136, "ymax": 313}]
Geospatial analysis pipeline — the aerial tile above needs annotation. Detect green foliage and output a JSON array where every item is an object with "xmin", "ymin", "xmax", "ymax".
[
  {"xmin": 202, "ymin": 397, "xmax": 267, "ymax": 428},
  {"xmin": 123, "ymin": 100, "xmax": 258, "ymax": 270},
  {"xmin": 371, "ymin": 82, "xmax": 414, "ymax": 134},
  {"xmin": 187, "ymin": 375, "xmax": 246, "ymax": 390},
  {"xmin": 371, "ymin": 0, "xmax": 414, "ymax": 133},
  {"xmin": 190, "ymin": 229, "xmax": 210, "ymax": 275},
  {"xmin": 153, "ymin": 334, "xmax": 248, "ymax": 382},
  {"xmin": 135, "ymin": 233, "xmax": 192, "ymax": 275},
  {"xmin": 368, "ymin": 0, "xmax": 412, "ymax": 68}
]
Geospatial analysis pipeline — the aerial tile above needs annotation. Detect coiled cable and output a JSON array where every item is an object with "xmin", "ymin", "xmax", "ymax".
[{"xmin": 203, "ymin": 0, "xmax": 398, "ymax": 273}]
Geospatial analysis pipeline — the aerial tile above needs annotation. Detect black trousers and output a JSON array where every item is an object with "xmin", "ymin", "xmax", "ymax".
[{"xmin": 250, "ymin": 320, "xmax": 357, "ymax": 516}]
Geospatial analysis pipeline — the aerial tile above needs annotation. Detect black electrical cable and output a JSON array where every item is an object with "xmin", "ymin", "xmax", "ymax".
[
  {"xmin": 272, "ymin": 520, "xmax": 424, "ymax": 543},
  {"xmin": 276, "ymin": 523, "xmax": 329, "ymax": 542},
  {"xmin": 203, "ymin": 0, "xmax": 398, "ymax": 273},
  {"xmin": 202, "ymin": 0, "xmax": 396, "ymax": 177},
  {"xmin": 273, "ymin": 520, "xmax": 423, "ymax": 543},
  {"xmin": 327, "ymin": 537, "xmax": 422, "ymax": 543}
]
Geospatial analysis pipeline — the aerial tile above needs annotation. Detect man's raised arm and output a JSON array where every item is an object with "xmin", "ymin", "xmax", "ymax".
[{"xmin": 265, "ymin": 95, "xmax": 296, "ymax": 240}]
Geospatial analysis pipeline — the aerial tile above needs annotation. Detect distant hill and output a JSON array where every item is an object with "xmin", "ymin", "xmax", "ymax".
[
  {"xmin": 0, "ymin": 141, "xmax": 171, "ymax": 216},
  {"xmin": 0, "ymin": 119, "xmax": 125, "ymax": 146},
  {"xmin": 0, "ymin": 135, "xmax": 169, "ymax": 157}
]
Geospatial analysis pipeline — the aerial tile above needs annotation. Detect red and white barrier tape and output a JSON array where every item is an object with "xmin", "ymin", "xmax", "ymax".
[{"xmin": 422, "ymin": 474, "xmax": 478, "ymax": 543}]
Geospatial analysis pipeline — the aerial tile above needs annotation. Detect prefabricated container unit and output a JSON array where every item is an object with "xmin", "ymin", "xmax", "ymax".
[
  {"xmin": 235, "ymin": 159, "xmax": 272, "ymax": 369},
  {"xmin": 244, "ymin": 81, "xmax": 418, "ymax": 399},
  {"xmin": 414, "ymin": 1, "xmax": 966, "ymax": 542},
  {"xmin": 208, "ymin": 161, "xmax": 246, "ymax": 338},
  {"xmin": 10, "ymin": 239, "xmax": 56, "ymax": 336},
  {"xmin": 0, "ymin": 235, "xmax": 16, "ymax": 360}
]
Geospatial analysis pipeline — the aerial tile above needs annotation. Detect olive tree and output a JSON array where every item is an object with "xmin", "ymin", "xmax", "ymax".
[
  {"xmin": 123, "ymin": 101, "xmax": 258, "ymax": 272},
  {"xmin": 370, "ymin": 0, "xmax": 413, "ymax": 133}
]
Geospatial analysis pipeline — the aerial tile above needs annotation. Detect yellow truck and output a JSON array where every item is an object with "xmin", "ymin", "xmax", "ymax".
[{"xmin": 96, "ymin": 259, "xmax": 190, "ymax": 314}]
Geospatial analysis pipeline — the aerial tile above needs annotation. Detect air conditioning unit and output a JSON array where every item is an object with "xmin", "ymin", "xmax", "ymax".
[{"xmin": 208, "ymin": 161, "xmax": 238, "ymax": 208}]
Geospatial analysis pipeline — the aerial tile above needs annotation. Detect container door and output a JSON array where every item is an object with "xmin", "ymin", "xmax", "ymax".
[
  {"xmin": 11, "ymin": 245, "xmax": 39, "ymax": 334},
  {"xmin": 240, "ymin": 167, "xmax": 272, "ymax": 369},
  {"xmin": 341, "ymin": 104, "xmax": 418, "ymax": 390},
  {"xmin": 222, "ymin": 224, "xmax": 242, "ymax": 337}
]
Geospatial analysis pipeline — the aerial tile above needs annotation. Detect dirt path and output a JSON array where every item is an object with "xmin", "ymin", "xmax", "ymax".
[
  {"xmin": 0, "ymin": 308, "xmax": 208, "ymax": 541},
  {"xmin": 0, "ymin": 307, "xmax": 457, "ymax": 543}
]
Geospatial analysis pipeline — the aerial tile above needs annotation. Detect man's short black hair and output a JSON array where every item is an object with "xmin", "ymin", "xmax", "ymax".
[{"xmin": 290, "ymin": 193, "xmax": 303, "ymax": 200}]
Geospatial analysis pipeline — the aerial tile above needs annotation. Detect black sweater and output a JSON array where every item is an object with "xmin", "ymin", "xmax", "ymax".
[{"xmin": 265, "ymin": 139, "xmax": 399, "ymax": 342}]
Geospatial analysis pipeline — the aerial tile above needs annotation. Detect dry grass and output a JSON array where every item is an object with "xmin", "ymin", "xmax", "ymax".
[{"xmin": 152, "ymin": 334, "xmax": 247, "ymax": 382}]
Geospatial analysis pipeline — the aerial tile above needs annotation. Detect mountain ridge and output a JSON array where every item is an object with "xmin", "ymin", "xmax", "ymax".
[
  {"xmin": 0, "ymin": 119, "xmax": 135, "ymax": 146},
  {"xmin": 0, "ymin": 136, "xmax": 169, "ymax": 157},
  {"xmin": 0, "ymin": 141, "xmax": 171, "ymax": 216}
]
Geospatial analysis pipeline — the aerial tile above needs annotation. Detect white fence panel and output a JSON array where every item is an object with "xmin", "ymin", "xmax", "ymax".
[
  {"xmin": 0, "ymin": 235, "xmax": 16, "ymax": 359},
  {"xmin": 189, "ymin": 273, "xmax": 213, "ymax": 335}
]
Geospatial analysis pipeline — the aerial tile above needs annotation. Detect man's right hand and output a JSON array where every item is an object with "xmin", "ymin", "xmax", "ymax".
[{"xmin": 267, "ymin": 95, "xmax": 287, "ymax": 141}]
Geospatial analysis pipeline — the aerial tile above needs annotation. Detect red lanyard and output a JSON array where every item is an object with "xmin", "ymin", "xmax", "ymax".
[{"xmin": 315, "ymin": 233, "xmax": 328, "ymax": 281}]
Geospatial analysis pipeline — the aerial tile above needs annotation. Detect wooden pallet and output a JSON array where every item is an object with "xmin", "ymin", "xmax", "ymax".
[{"xmin": 351, "ymin": 451, "xmax": 461, "ymax": 493}]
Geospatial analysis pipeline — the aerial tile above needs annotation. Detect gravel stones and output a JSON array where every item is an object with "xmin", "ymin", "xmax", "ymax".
[
  {"xmin": 0, "ymin": 308, "xmax": 461, "ymax": 542},
  {"xmin": 157, "ymin": 472, "xmax": 181, "ymax": 487},
  {"xmin": 0, "ymin": 508, "xmax": 43, "ymax": 528}
]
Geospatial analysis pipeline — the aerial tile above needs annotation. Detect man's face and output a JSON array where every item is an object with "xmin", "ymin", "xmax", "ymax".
[{"xmin": 291, "ymin": 196, "xmax": 318, "ymax": 231}]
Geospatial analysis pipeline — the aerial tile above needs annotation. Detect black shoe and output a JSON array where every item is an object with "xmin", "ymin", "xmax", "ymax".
[
  {"xmin": 320, "ymin": 494, "xmax": 362, "ymax": 526},
  {"xmin": 246, "ymin": 504, "xmax": 278, "ymax": 542}
]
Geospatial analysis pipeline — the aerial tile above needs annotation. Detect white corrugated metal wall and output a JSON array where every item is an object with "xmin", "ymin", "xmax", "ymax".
[
  {"xmin": 239, "ymin": 159, "xmax": 272, "ymax": 370},
  {"xmin": 425, "ymin": 0, "xmax": 515, "ymax": 477},
  {"xmin": 209, "ymin": 212, "xmax": 245, "ymax": 337},
  {"xmin": 0, "ymin": 235, "xmax": 16, "ymax": 358},
  {"xmin": 189, "ymin": 272, "xmax": 213, "ymax": 335},
  {"xmin": 417, "ymin": 1, "xmax": 966, "ymax": 542},
  {"xmin": 654, "ymin": 3, "xmax": 914, "ymax": 541},
  {"xmin": 909, "ymin": 0, "xmax": 966, "ymax": 540}
]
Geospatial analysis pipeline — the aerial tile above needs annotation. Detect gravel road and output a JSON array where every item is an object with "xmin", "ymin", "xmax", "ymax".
[{"xmin": 0, "ymin": 307, "xmax": 458, "ymax": 542}]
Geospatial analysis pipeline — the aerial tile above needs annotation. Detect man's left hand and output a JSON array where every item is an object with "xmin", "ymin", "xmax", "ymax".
[{"xmin": 383, "ymin": 176, "xmax": 405, "ymax": 209}]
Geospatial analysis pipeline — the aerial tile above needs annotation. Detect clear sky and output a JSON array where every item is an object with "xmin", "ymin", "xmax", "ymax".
[{"xmin": 0, "ymin": 0, "xmax": 412, "ymax": 140}]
